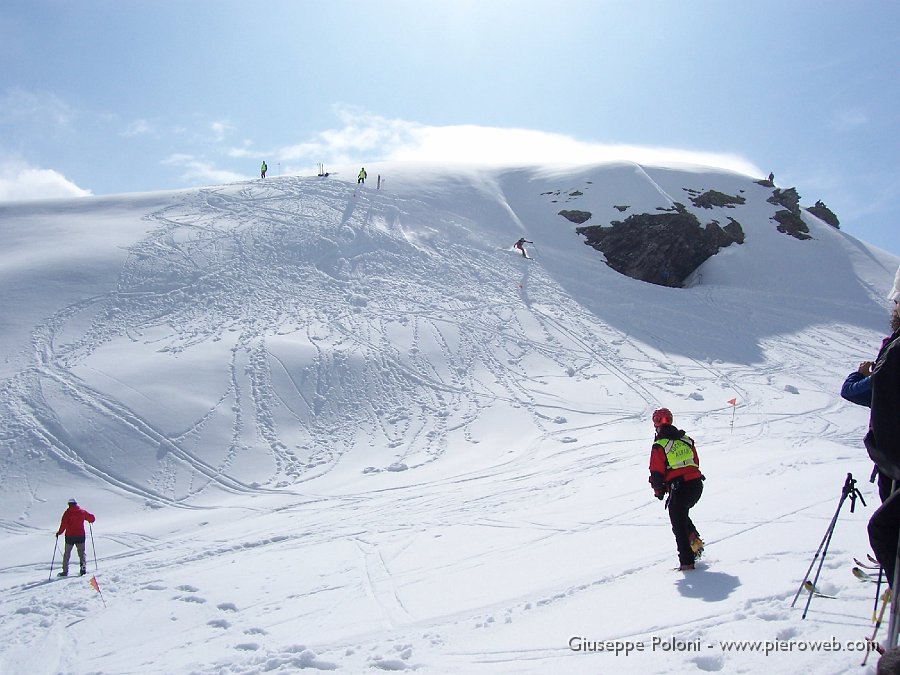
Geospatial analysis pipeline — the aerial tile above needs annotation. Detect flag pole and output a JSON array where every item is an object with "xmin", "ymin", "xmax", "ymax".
[
  {"xmin": 89, "ymin": 575, "xmax": 107, "ymax": 607},
  {"xmin": 728, "ymin": 398, "xmax": 737, "ymax": 434}
]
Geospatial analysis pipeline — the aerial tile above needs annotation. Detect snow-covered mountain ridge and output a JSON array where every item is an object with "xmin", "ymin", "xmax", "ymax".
[{"xmin": 1, "ymin": 161, "xmax": 898, "ymax": 674}]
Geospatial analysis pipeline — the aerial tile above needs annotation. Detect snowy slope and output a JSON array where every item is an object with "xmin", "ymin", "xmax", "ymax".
[{"xmin": 1, "ymin": 161, "xmax": 898, "ymax": 674}]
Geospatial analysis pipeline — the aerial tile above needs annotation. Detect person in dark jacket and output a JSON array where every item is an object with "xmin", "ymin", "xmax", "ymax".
[
  {"xmin": 841, "ymin": 359, "xmax": 894, "ymax": 503},
  {"xmin": 867, "ymin": 273, "xmax": 900, "ymax": 587},
  {"xmin": 841, "ymin": 360, "xmax": 874, "ymax": 407},
  {"xmin": 56, "ymin": 498, "xmax": 96, "ymax": 576},
  {"xmin": 648, "ymin": 408, "xmax": 705, "ymax": 570}
]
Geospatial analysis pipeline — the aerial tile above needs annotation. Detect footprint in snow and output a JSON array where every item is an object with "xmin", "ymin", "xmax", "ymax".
[
  {"xmin": 693, "ymin": 654, "xmax": 725, "ymax": 671},
  {"xmin": 175, "ymin": 595, "xmax": 207, "ymax": 604}
]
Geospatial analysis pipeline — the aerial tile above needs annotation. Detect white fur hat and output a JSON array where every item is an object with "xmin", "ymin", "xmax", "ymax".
[{"xmin": 889, "ymin": 265, "xmax": 900, "ymax": 302}]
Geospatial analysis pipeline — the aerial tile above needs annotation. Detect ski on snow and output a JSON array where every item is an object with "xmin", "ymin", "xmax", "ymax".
[
  {"xmin": 803, "ymin": 580, "xmax": 836, "ymax": 598},
  {"xmin": 855, "ymin": 556, "xmax": 881, "ymax": 570},
  {"xmin": 854, "ymin": 567, "xmax": 880, "ymax": 583}
]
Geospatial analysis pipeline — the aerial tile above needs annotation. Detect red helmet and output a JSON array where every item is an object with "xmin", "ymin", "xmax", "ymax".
[{"xmin": 652, "ymin": 408, "xmax": 673, "ymax": 427}]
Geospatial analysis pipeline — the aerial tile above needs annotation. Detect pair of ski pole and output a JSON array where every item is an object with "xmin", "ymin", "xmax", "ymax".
[{"xmin": 49, "ymin": 523, "xmax": 99, "ymax": 579}]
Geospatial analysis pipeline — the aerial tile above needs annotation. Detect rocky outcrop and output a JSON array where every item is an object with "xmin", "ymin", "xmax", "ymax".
[
  {"xmin": 806, "ymin": 200, "xmax": 840, "ymax": 229},
  {"xmin": 768, "ymin": 187, "xmax": 801, "ymax": 214},
  {"xmin": 688, "ymin": 189, "xmax": 746, "ymax": 209},
  {"xmin": 558, "ymin": 209, "xmax": 592, "ymax": 224},
  {"xmin": 772, "ymin": 210, "xmax": 811, "ymax": 239},
  {"xmin": 767, "ymin": 187, "xmax": 810, "ymax": 239},
  {"xmin": 575, "ymin": 205, "xmax": 745, "ymax": 288}
]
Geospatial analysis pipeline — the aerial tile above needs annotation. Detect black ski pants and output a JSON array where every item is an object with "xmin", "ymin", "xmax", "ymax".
[
  {"xmin": 869, "ymin": 488, "xmax": 900, "ymax": 587},
  {"xmin": 668, "ymin": 477, "xmax": 703, "ymax": 566}
]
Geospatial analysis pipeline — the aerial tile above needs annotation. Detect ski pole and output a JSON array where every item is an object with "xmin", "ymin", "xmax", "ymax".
[
  {"xmin": 874, "ymin": 567, "xmax": 885, "ymax": 623},
  {"xmin": 49, "ymin": 536, "xmax": 59, "ymax": 580},
  {"xmin": 863, "ymin": 588, "xmax": 891, "ymax": 666},
  {"xmin": 89, "ymin": 522, "xmax": 98, "ymax": 572}
]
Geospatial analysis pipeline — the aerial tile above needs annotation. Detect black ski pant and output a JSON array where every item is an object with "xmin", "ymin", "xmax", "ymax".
[
  {"xmin": 869, "ymin": 488, "xmax": 900, "ymax": 587},
  {"xmin": 878, "ymin": 468, "xmax": 894, "ymax": 504},
  {"xmin": 668, "ymin": 478, "xmax": 703, "ymax": 566}
]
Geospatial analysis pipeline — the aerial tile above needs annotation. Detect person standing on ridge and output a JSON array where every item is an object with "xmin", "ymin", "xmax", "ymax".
[
  {"xmin": 260, "ymin": 161, "xmax": 267, "ymax": 179},
  {"xmin": 56, "ymin": 498, "xmax": 96, "ymax": 577},
  {"xmin": 513, "ymin": 238, "xmax": 533, "ymax": 258},
  {"xmin": 358, "ymin": 167, "xmax": 367, "ymax": 184},
  {"xmin": 648, "ymin": 408, "xmax": 705, "ymax": 571}
]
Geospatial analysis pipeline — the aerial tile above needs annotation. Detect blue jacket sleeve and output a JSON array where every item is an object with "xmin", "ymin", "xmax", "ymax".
[{"xmin": 841, "ymin": 372, "xmax": 872, "ymax": 408}]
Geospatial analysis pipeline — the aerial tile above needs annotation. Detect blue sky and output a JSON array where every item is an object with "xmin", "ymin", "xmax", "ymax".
[{"xmin": 1, "ymin": 0, "xmax": 898, "ymax": 254}]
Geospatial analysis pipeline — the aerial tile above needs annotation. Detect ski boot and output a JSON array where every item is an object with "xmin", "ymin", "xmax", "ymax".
[{"xmin": 689, "ymin": 532, "xmax": 705, "ymax": 559}]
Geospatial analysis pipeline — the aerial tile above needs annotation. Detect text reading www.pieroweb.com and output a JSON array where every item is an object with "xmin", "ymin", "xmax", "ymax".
[{"xmin": 568, "ymin": 636, "xmax": 877, "ymax": 656}]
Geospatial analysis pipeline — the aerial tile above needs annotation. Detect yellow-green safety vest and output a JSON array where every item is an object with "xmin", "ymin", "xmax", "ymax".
[{"xmin": 654, "ymin": 437, "xmax": 698, "ymax": 470}]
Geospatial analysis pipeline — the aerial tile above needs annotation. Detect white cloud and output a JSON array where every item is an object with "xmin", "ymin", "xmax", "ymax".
[
  {"xmin": 162, "ymin": 154, "xmax": 246, "ymax": 184},
  {"xmin": 0, "ymin": 162, "xmax": 91, "ymax": 202},
  {"xmin": 210, "ymin": 120, "xmax": 235, "ymax": 142},
  {"xmin": 0, "ymin": 88, "xmax": 74, "ymax": 128},
  {"xmin": 830, "ymin": 108, "xmax": 869, "ymax": 132},
  {"xmin": 121, "ymin": 119, "xmax": 154, "ymax": 137},
  {"xmin": 271, "ymin": 106, "xmax": 763, "ymax": 177}
]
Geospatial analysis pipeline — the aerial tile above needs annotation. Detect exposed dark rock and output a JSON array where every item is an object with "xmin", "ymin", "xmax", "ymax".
[
  {"xmin": 559, "ymin": 209, "xmax": 592, "ymax": 224},
  {"xmin": 614, "ymin": 205, "xmax": 629, "ymax": 213},
  {"xmin": 723, "ymin": 217, "xmax": 745, "ymax": 244},
  {"xmin": 772, "ymin": 210, "xmax": 811, "ymax": 240},
  {"xmin": 806, "ymin": 200, "xmax": 840, "ymax": 228},
  {"xmin": 576, "ymin": 210, "xmax": 744, "ymax": 288},
  {"xmin": 569, "ymin": 190, "xmax": 583, "ymax": 197},
  {"xmin": 755, "ymin": 178, "xmax": 775, "ymax": 188},
  {"xmin": 690, "ymin": 190, "xmax": 746, "ymax": 209},
  {"xmin": 768, "ymin": 187, "xmax": 801, "ymax": 215}
]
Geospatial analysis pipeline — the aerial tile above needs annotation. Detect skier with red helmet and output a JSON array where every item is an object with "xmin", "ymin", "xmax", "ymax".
[{"xmin": 648, "ymin": 408, "xmax": 705, "ymax": 570}]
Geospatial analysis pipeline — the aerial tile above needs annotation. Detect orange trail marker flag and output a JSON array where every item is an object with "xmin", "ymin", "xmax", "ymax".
[
  {"xmin": 728, "ymin": 398, "xmax": 737, "ymax": 432},
  {"xmin": 89, "ymin": 575, "xmax": 107, "ymax": 607}
]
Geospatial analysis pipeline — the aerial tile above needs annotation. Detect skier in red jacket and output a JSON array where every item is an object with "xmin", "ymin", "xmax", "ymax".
[
  {"xmin": 56, "ymin": 498, "xmax": 96, "ymax": 576},
  {"xmin": 513, "ymin": 238, "xmax": 533, "ymax": 258},
  {"xmin": 648, "ymin": 408, "xmax": 705, "ymax": 570}
]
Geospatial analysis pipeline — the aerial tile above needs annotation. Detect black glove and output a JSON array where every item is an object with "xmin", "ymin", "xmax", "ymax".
[{"xmin": 654, "ymin": 489, "xmax": 665, "ymax": 500}]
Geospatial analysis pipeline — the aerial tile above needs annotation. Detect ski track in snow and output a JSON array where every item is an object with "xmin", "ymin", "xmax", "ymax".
[{"xmin": 0, "ymin": 166, "xmax": 896, "ymax": 674}]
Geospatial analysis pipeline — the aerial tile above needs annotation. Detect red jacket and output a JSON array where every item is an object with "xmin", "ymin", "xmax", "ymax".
[
  {"xmin": 57, "ymin": 505, "xmax": 96, "ymax": 537},
  {"xmin": 648, "ymin": 424, "xmax": 703, "ymax": 492}
]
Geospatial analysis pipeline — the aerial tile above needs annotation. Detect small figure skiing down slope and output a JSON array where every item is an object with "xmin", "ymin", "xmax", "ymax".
[
  {"xmin": 260, "ymin": 161, "xmax": 267, "ymax": 179},
  {"xmin": 513, "ymin": 238, "xmax": 533, "ymax": 258},
  {"xmin": 358, "ymin": 167, "xmax": 367, "ymax": 184},
  {"xmin": 55, "ymin": 498, "xmax": 96, "ymax": 577},
  {"xmin": 648, "ymin": 408, "xmax": 705, "ymax": 571}
]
